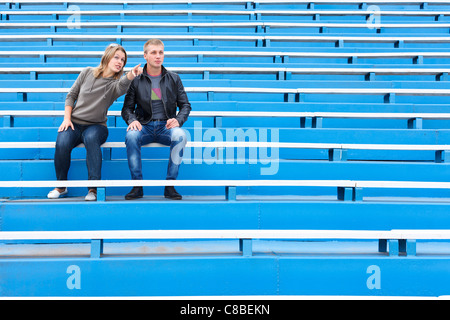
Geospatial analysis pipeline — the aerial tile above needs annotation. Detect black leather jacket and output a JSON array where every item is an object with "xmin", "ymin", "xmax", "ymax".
[{"xmin": 121, "ymin": 64, "xmax": 191, "ymax": 127}]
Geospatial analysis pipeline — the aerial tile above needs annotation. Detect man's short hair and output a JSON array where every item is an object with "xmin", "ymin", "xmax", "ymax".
[{"xmin": 144, "ymin": 39, "xmax": 165, "ymax": 53}]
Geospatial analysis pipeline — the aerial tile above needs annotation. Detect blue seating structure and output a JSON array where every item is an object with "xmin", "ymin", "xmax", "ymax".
[{"xmin": 1, "ymin": 0, "xmax": 450, "ymax": 297}]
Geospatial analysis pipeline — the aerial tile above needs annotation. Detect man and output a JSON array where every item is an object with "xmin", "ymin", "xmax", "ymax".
[{"xmin": 121, "ymin": 39, "xmax": 191, "ymax": 200}]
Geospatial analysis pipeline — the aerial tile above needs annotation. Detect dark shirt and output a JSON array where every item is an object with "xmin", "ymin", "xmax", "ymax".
[{"xmin": 147, "ymin": 71, "xmax": 167, "ymax": 121}]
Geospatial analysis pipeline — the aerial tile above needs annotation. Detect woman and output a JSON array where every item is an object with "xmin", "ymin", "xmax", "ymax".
[{"xmin": 47, "ymin": 43, "xmax": 143, "ymax": 200}]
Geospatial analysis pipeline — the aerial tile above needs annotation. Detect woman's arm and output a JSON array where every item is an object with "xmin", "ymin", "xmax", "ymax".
[
  {"xmin": 58, "ymin": 105, "xmax": 74, "ymax": 132},
  {"xmin": 60, "ymin": 68, "xmax": 91, "ymax": 131},
  {"xmin": 127, "ymin": 64, "xmax": 142, "ymax": 81},
  {"xmin": 112, "ymin": 64, "xmax": 143, "ymax": 100},
  {"xmin": 65, "ymin": 67, "xmax": 89, "ymax": 108}
]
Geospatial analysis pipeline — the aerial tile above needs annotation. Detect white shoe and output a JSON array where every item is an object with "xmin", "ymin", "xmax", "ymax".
[
  {"xmin": 85, "ymin": 190, "xmax": 97, "ymax": 201},
  {"xmin": 47, "ymin": 188, "xmax": 68, "ymax": 199}
]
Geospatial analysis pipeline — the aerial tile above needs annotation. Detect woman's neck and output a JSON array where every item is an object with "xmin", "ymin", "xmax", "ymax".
[{"xmin": 102, "ymin": 69, "xmax": 115, "ymax": 78}]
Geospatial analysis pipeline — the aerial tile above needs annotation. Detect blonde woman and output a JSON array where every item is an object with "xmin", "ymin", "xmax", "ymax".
[{"xmin": 47, "ymin": 43, "xmax": 143, "ymax": 200}]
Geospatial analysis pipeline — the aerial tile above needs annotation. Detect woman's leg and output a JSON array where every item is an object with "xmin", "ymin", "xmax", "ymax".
[
  {"xmin": 81, "ymin": 124, "xmax": 109, "ymax": 181},
  {"xmin": 54, "ymin": 123, "xmax": 82, "ymax": 181}
]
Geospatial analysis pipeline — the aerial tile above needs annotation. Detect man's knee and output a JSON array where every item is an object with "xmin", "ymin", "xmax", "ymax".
[
  {"xmin": 171, "ymin": 127, "xmax": 187, "ymax": 144},
  {"xmin": 125, "ymin": 129, "xmax": 142, "ymax": 146},
  {"xmin": 170, "ymin": 128, "xmax": 187, "ymax": 166}
]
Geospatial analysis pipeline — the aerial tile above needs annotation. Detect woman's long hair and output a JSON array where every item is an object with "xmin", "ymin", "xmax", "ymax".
[{"xmin": 93, "ymin": 43, "xmax": 127, "ymax": 80}]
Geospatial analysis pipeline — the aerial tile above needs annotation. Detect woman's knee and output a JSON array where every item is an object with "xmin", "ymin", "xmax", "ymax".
[
  {"xmin": 55, "ymin": 130, "xmax": 77, "ymax": 152},
  {"xmin": 83, "ymin": 126, "xmax": 108, "ymax": 147}
]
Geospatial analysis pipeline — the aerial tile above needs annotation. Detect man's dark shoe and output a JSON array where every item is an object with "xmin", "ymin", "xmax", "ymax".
[
  {"xmin": 164, "ymin": 186, "xmax": 182, "ymax": 200},
  {"xmin": 125, "ymin": 186, "xmax": 143, "ymax": 200}
]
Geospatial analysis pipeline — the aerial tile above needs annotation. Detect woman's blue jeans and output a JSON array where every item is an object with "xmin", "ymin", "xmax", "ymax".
[
  {"xmin": 125, "ymin": 120, "xmax": 187, "ymax": 181},
  {"xmin": 54, "ymin": 123, "xmax": 108, "ymax": 183}
]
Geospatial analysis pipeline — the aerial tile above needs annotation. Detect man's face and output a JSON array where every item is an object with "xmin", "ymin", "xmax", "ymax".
[{"xmin": 144, "ymin": 44, "xmax": 164, "ymax": 70}]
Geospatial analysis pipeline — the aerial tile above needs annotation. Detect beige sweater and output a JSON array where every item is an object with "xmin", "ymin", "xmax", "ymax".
[{"xmin": 65, "ymin": 67, "xmax": 132, "ymax": 126}]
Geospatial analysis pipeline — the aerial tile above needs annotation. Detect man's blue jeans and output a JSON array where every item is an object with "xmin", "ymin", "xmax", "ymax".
[
  {"xmin": 54, "ymin": 123, "xmax": 108, "ymax": 182},
  {"xmin": 125, "ymin": 120, "xmax": 187, "ymax": 180}
]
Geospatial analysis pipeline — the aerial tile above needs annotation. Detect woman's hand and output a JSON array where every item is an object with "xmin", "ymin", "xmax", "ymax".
[
  {"xmin": 58, "ymin": 118, "xmax": 74, "ymax": 132},
  {"xmin": 127, "ymin": 64, "xmax": 143, "ymax": 80}
]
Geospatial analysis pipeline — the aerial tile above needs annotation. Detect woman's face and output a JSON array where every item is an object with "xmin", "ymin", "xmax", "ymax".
[{"xmin": 107, "ymin": 50, "xmax": 126, "ymax": 75}]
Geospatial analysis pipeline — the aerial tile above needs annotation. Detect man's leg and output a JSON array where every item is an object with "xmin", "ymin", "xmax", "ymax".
[
  {"xmin": 167, "ymin": 126, "xmax": 187, "ymax": 180},
  {"xmin": 124, "ymin": 123, "xmax": 154, "ymax": 199},
  {"xmin": 157, "ymin": 124, "xmax": 187, "ymax": 199}
]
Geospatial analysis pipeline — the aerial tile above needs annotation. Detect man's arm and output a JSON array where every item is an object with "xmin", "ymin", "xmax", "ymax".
[
  {"xmin": 174, "ymin": 75, "xmax": 191, "ymax": 127},
  {"xmin": 121, "ymin": 79, "xmax": 141, "ymax": 131}
]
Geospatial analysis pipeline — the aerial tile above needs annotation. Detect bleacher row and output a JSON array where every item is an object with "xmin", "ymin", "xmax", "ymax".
[{"xmin": 1, "ymin": 0, "xmax": 450, "ymax": 297}]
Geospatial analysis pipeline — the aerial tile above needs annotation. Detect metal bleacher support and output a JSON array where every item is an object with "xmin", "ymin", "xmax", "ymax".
[
  {"xmin": 3, "ymin": 228, "xmax": 450, "ymax": 258},
  {"xmin": 3, "ymin": 177, "xmax": 450, "ymax": 201}
]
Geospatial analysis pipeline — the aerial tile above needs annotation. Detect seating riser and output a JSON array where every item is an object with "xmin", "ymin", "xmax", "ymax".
[
  {"xmin": 5, "ymin": 16, "xmax": 450, "ymax": 23},
  {"xmin": 3, "ymin": 257, "xmax": 450, "ymax": 297},
  {"xmin": 0, "ymin": 149, "xmax": 443, "ymax": 163},
  {"xmin": 1, "ymin": 93, "xmax": 449, "ymax": 105},
  {"xmin": 4, "ymin": 26, "xmax": 450, "ymax": 35},
  {"xmin": 4, "ymin": 39, "xmax": 450, "ymax": 49},
  {"xmin": 2, "ymin": 73, "xmax": 450, "ymax": 83},
  {"xmin": 4, "ymin": 79, "xmax": 450, "ymax": 87},
  {"xmin": 3, "ymin": 200, "xmax": 450, "ymax": 231},
  {"xmin": 1, "ymin": 160, "xmax": 450, "ymax": 198},
  {"xmin": 8, "ymin": 117, "xmax": 450, "ymax": 130},
  {"xmin": 2, "ymin": 127, "xmax": 449, "ymax": 142},
  {"xmin": 1, "ymin": 100, "xmax": 448, "ymax": 112}
]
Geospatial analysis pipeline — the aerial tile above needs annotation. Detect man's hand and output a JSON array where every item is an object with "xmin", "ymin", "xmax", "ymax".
[
  {"xmin": 166, "ymin": 118, "xmax": 180, "ymax": 129},
  {"xmin": 127, "ymin": 120, "xmax": 142, "ymax": 131}
]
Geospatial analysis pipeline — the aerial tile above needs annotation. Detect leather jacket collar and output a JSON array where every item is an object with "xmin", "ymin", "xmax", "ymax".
[{"xmin": 142, "ymin": 64, "xmax": 168, "ymax": 79}]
